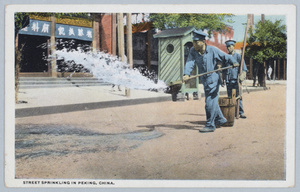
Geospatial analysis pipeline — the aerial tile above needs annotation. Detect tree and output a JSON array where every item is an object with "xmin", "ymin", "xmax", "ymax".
[
  {"xmin": 246, "ymin": 19, "xmax": 286, "ymax": 63},
  {"xmin": 150, "ymin": 13, "xmax": 233, "ymax": 36},
  {"xmin": 245, "ymin": 19, "xmax": 286, "ymax": 86},
  {"xmin": 15, "ymin": 13, "xmax": 30, "ymax": 103}
]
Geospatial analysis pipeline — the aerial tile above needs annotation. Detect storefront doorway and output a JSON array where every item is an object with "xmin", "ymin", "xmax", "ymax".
[{"xmin": 19, "ymin": 35, "xmax": 49, "ymax": 73}]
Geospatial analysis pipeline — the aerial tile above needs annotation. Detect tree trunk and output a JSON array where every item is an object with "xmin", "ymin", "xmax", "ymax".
[
  {"xmin": 147, "ymin": 30, "xmax": 151, "ymax": 70},
  {"xmin": 15, "ymin": 32, "xmax": 20, "ymax": 103},
  {"xmin": 249, "ymin": 58, "xmax": 253, "ymax": 80},
  {"xmin": 283, "ymin": 59, "xmax": 286, "ymax": 80},
  {"xmin": 277, "ymin": 59, "xmax": 280, "ymax": 80},
  {"xmin": 262, "ymin": 61, "xmax": 266, "ymax": 87},
  {"xmin": 273, "ymin": 60, "xmax": 276, "ymax": 81},
  {"xmin": 50, "ymin": 14, "xmax": 57, "ymax": 77}
]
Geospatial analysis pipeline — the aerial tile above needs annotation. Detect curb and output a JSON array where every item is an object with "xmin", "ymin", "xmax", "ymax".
[
  {"xmin": 15, "ymin": 96, "xmax": 172, "ymax": 118},
  {"xmin": 15, "ymin": 86, "xmax": 267, "ymax": 118}
]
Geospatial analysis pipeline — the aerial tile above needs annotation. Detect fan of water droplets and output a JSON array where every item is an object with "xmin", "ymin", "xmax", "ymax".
[{"xmin": 53, "ymin": 45, "xmax": 168, "ymax": 91}]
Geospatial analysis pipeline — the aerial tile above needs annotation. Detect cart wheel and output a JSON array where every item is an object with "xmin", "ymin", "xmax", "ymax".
[
  {"xmin": 193, "ymin": 92, "xmax": 199, "ymax": 100},
  {"xmin": 185, "ymin": 93, "xmax": 190, "ymax": 100}
]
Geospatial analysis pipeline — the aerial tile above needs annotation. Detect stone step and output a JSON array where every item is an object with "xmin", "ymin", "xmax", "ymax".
[
  {"xmin": 19, "ymin": 77, "xmax": 100, "ymax": 81},
  {"xmin": 19, "ymin": 80, "xmax": 106, "ymax": 84},
  {"xmin": 18, "ymin": 77, "xmax": 111, "ymax": 88}
]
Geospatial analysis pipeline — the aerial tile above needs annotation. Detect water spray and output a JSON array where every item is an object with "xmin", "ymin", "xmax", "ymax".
[{"xmin": 50, "ymin": 42, "xmax": 168, "ymax": 91}]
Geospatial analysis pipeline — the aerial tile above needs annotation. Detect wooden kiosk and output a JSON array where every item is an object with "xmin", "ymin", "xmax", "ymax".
[{"xmin": 153, "ymin": 26, "xmax": 200, "ymax": 101}]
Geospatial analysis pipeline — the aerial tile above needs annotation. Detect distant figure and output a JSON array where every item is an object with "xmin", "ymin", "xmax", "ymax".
[
  {"xmin": 267, "ymin": 65, "xmax": 272, "ymax": 80},
  {"xmin": 111, "ymin": 84, "xmax": 122, "ymax": 91}
]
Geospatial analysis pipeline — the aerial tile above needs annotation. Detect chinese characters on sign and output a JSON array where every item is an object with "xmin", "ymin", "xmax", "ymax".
[
  {"xmin": 19, "ymin": 19, "xmax": 51, "ymax": 37},
  {"xmin": 55, "ymin": 23, "xmax": 93, "ymax": 41},
  {"xmin": 122, "ymin": 13, "xmax": 151, "ymax": 25},
  {"xmin": 19, "ymin": 19, "xmax": 93, "ymax": 41}
]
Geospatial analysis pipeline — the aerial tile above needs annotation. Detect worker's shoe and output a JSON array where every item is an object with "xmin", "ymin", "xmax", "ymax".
[
  {"xmin": 199, "ymin": 127, "xmax": 215, "ymax": 133},
  {"xmin": 215, "ymin": 119, "xmax": 227, "ymax": 128},
  {"xmin": 240, "ymin": 114, "xmax": 247, "ymax": 119}
]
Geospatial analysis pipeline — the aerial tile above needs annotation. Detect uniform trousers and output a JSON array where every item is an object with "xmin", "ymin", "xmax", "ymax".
[
  {"xmin": 226, "ymin": 80, "xmax": 244, "ymax": 115},
  {"xmin": 203, "ymin": 76, "xmax": 227, "ymax": 129}
]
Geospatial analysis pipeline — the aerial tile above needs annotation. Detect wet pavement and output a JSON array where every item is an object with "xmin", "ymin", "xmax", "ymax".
[{"xmin": 15, "ymin": 123, "xmax": 163, "ymax": 160}]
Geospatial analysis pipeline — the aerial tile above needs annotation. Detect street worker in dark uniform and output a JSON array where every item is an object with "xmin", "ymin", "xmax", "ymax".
[
  {"xmin": 183, "ymin": 30, "xmax": 239, "ymax": 133},
  {"xmin": 224, "ymin": 40, "xmax": 247, "ymax": 118}
]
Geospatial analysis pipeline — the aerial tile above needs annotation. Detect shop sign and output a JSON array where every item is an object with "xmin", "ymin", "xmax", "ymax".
[
  {"xmin": 19, "ymin": 19, "xmax": 51, "ymax": 37},
  {"xmin": 19, "ymin": 19, "xmax": 93, "ymax": 41},
  {"xmin": 55, "ymin": 23, "xmax": 93, "ymax": 41}
]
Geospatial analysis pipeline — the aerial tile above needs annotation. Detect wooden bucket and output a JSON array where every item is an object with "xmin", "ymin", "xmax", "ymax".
[{"xmin": 218, "ymin": 89, "xmax": 236, "ymax": 127}]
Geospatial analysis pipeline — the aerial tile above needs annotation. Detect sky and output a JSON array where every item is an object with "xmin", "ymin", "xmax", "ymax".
[{"xmin": 226, "ymin": 15, "xmax": 286, "ymax": 42}]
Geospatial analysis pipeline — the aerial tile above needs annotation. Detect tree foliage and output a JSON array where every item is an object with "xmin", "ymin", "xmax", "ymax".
[
  {"xmin": 28, "ymin": 12, "xmax": 90, "ymax": 19},
  {"xmin": 149, "ymin": 13, "xmax": 233, "ymax": 36},
  {"xmin": 15, "ymin": 13, "xmax": 30, "ymax": 36},
  {"xmin": 245, "ymin": 19, "xmax": 286, "ymax": 63}
]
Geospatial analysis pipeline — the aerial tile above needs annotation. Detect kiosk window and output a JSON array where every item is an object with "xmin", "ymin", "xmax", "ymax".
[{"xmin": 166, "ymin": 44, "xmax": 174, "ymax": 54}]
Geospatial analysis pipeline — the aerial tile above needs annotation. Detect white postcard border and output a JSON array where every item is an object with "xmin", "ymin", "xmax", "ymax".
[{"xmin": 5, "ymin": 3, "xmax": 296, "ymax": 188}]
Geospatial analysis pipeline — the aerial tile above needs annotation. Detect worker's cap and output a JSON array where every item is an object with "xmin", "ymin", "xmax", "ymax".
[
  {"xmin": 192, "ymin": 30, "xmax": 208, "ymax": 41},
  {"xmin": 225, "ymin": 39, "xmax": 236, "ymax": 47}
]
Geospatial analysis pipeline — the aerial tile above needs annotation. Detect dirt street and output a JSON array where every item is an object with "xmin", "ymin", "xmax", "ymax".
[{"xmin": 15, "ymin": 84, "xmax": 286, "ymax": 180}]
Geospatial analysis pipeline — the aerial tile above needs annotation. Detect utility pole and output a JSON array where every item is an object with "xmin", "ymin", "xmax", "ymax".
[
  {"xmin": 125, "ymin": 13, "xmax": 133, "ymax": 96},
  {"xmin": 117, "ymin": 13, "xmax": 126, "ymax": 95},
  {"xmin": 248, "ymin": 14, "xmax": 254, "ymax": 80},
  {"xmin": 261, "ymin": 14, "xmax": 266, "ymax": 87},
  {"xmin": 92, "ymin": 14, "xmax": 101, "ymax": 52},
  {"xmin": 126, "ymin": 13, "xmax": 133, "ymax": 69},
  {"xmin": 117, "ymin": 13, "xmax": 125, "ymax": 62}
]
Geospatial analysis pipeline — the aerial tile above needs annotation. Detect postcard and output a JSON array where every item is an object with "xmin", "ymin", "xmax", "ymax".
[{"xmin": 4, "ymin": 3, "xmax": 296, "ymax": 189}]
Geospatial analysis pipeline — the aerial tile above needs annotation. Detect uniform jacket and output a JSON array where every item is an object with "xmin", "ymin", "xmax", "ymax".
[
  {"xmin": 184, "ymin": 45, "xmax": 238, "ymax": 87},
  {"xmin": 225, "ymin": 52, "xmax": 247, "ymax": 82}
]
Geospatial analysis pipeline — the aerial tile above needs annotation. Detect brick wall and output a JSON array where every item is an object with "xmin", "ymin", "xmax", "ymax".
[
  {"xmin": 100, "ymin": 14, "xmax": 113, "ymax": 53},
  {"xmin": 206, "ymin": 28, "xmax": 234, "ymax": 53}
]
